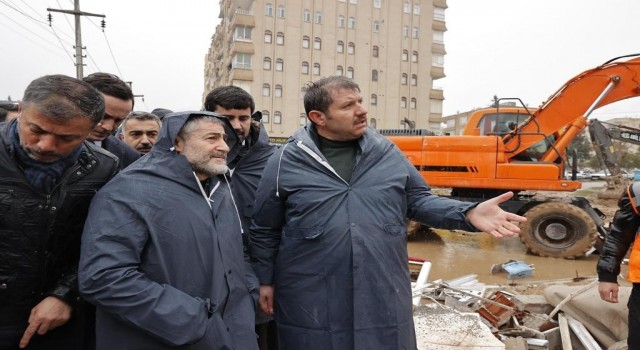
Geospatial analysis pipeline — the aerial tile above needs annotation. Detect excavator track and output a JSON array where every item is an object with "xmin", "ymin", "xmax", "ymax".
[{"xmin": 520, "ymin": 202, "xmax": 597, "ymax": 259}]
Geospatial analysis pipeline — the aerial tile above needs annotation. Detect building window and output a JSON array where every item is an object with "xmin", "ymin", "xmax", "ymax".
[
  {"xmin": 374, "ymin": 0, "xmax": 381, "ymax": 8},
  {"xmin": 337, "ymin": 40, "xmax": 344, "ymax": 53},
  {"xmin": 348, "ymin": 17, "xmax": 356, "ymax": 29},
  {"xmin": 235, "ymin": 26, "xmax": 252, "ymax": 40},
  {"xmin": 401, "ymin": 73, "xmax": 407, "ymax": 85},
  {"xmin": 433, "ymin": 30, "xmax": 444, "ymax": 43},
  {"xmin": 402, "ymin": 50, "xmax": 408, "ymax": 61},
  {"xmin": 371, "ymin": 69, "xmax": 378, "ymax": 81},
  {"xmin": 263, "ymin": 57, "xmax": 271, "ymax": 70},
  {"xmin": 277, "ymin": 5, "xmax": 285, "ymax": 18},
  {"xmin": 336, "ymin": 65, "xmax": 344, "ymax": 76},
  {"xmin": 264, "ymin": 30, "xmax": 272, "ymax": 43},
  {"xmin": 370, "ymin": 118, "xmax": 377, "ymax": 128},
  {"xmin": 275, "ymin": 58, "xmax": 284, "ymax": 71},
  {"xmin": 299, "ymin": 113, "xmax": 307, "ymax": 126},
  {"xmin": 275, "ymin": 85, "xmax": 283, "ymax": 97},
  {"xmin": 233, "ymin": 53, "xmax": 251, "ymax": 69},
  {"xmin": 434, "ymin": 7, "xmax": 445, "ymax": 21},
  {"xmin": 410, "ymin": 97, "xmax": 416, "ymax": 109},
  {"xmin": 276, "ymin": 32, "xmax": 284, "ymax": 45},
  {"xmin": 347, "ymin": 42, "xmax": 355, "ymax": 54},
  {"xmin": 262, "ymin": 110, "xmax": 270, "ymax": 123},
  {"xmin": 372, "ymin": 45, "xmax": 379, "ymax": 57},
  {"xmin": 373, "ymin": 20, "xmax": 380, "ymax": 32},
  {"xmin": 432, "ymin": 54, "xmax": 444, "ymax": 67},
  {"xmin": 338, "ymin": 15, "xmax": 345, "ymax": 27},
  {"xmin": 303, "ymin": 9, "xmax": 311, "ymax": 22},
  {"xmin": 315, "ymin": 11, "xmax": 322, "ymax": 24},
  {"xmin": 301, "ymin": 61, "xmax": 309, "ymax": 74},
  {"xmin": 412, "ymin": 51, "xmax": 418, "ymax": 62},
  {"xmin": 402, "ymin": 25, "xmax": 409, "ymax": 38},
  {"xmin": 274, "ymin": 111, "xmax": 282, "ymax": 124},
  {"xmin": 412, "ymin": 27, "xmax": 419, "ymax": 38},
  {"xmin": 413, "ymin": 3, "xmax": 421, "ymax": 15},
  {"xmin": 371, "ymin": 94, "xmax": 377, "ymax": 105},
  {"xmin": 314, "ymin": 37, "xmax": 321, "ymax": 50},
  {"xmin": 347, "ymin": 67, "xmax": 354, "ymax": 79},
  {"xmin": 349, "ymin": 0, "xmax": 357, "ymax": 3},
  {"xmin": 411, "ymin": 74, "xmax": 417, "ymax": 86},
  {"xmin": 401, "ymin": 97, "xmax": 407, "ymax": 108},
  {"xmin": 302, "ymin": 35, "xmax": 310, "ymax": 48},
  {"xmin": 262, "ymin": 84, "xmax": 270, "ymax": 96},
  {"xmin": 313, "ymin": 63, "xmax": 321, "ymax": 75},
  {"xmin": 403, "ymin": 1, "xmax": 410, "ymax": 13},
  {"xmin": 265, "ymin": 3, "xmax": 273, "ymax": 16}
]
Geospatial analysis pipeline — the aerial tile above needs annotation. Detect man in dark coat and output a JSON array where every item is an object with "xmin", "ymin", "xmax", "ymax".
[
  {"xmin": 0, "ymin": 75, "xmax": 118, "ymax": 349},
  {"xmin": 204, "ymin": 86, "xmax": 276, "ymax": 349},
  {"xmin": 250, "ymin": 76, "xmax": 527, "ymax": 350},
  {"xmin": 83, "ymin": 72, "xmax": 140, "ymax": 169},
  {"xmin": 79, "ymin": 112, "xmax": 259, "ymax": 350}
]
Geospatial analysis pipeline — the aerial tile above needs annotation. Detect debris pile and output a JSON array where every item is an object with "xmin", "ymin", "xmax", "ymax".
[{"xmin": 410, "ymin": 260, "xmax": 630, "ymax": 349}]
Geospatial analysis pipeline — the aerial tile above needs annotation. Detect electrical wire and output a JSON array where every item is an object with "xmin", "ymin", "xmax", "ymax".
[
  {"xmin": 0, "ymin": 18, "xmax": 69, "ymax": 62},
  {"xmin": 0, "ymin": 0, "xmax": 47, "ymax": 24},
  {"xmin": 101, "ymin": 30, "xmax": 124, "ymax": 78},
  {"xmin": 49, "ymin": 25, "xmax": 76, "ymax": 64},
  {"xmin": 55, "ymin": 0, "xmax": 75, "ymax": 33}
]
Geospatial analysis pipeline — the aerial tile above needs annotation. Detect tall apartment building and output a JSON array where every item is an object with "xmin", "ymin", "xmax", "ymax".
[{"xmin": 204, "ymin": 0, "xmax": 448, "ymax": 138}]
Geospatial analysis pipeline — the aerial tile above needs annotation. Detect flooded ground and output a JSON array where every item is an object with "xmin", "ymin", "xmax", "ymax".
[
  {"xmin": 407, "ymin": 229, "xmax": 606, "ymax": 287},
  {"xmin": 408, "ymin": 181, "xmax": 631, "ymax": 287}
]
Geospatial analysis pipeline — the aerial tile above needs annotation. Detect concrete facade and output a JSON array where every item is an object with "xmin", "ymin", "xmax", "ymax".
[{"xmin": 204, "ymin": 0, "xmax": 448, "ymax": 138}]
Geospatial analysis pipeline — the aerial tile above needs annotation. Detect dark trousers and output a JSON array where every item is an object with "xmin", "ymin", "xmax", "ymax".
[
  {"xmin": 256, "ymin": 320, "xmax": 278, "ymax": 350},
  {"xmin": 630, "ymin": 284, "xmax": 640, "ymax": 350}
]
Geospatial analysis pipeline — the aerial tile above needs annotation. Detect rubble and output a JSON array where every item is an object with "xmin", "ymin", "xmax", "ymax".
[{"xmin": 412, "ymin": 267, "xmax": 630, "ymax": 350}]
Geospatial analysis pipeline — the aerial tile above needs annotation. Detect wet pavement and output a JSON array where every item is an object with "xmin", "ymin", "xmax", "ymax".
[{"xmin": 407, "ymin": 228, "xmax": 613, "ymax": 286}]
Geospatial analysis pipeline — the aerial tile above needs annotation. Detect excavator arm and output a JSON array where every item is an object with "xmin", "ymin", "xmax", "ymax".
[{"xmin": 503, "ymin": 54, "xmax": 640, "ymax": 162}]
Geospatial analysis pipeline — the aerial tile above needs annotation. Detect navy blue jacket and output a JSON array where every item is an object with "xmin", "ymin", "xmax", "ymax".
[
  {"xmin": 79, "ymin": 112, "xmax": 258, "ymax": 350},
  {"xmin": 251, "ymin": 125, "xmax": 477, "ymax": 350}
]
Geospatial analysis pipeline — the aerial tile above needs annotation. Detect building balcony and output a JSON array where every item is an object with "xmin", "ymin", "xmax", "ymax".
[
  {"xmin": 431, "ymin": 66, "xmax": 445, "ymax": 80},
  {"xmin": 230, "ymin": 68, "xmax": 253, "ymax": 82},
  {"xmin": 431, "ymin": 42, "xmax": 446, "ymax": 55},
  {"xmin": 230, "ymin": 40, "xmax": 254, "ymax": 55},
  {"xmin": 429, "ymin": 113, "xmax": 443, "ymax": 124},
  {"xmin": 430, "ymin": 89, "xmax": 444, "ymax": 100},
  {"xmin": 432, "ymin": 20, "xmax": 447, "ymax": 32},
  {"xmin": 231, "ymin": 10, "xmax": 254, "ymax": 27},
  {"xmin": 434, "ymin": 0, "xmax": 447, "ymax": 8}
]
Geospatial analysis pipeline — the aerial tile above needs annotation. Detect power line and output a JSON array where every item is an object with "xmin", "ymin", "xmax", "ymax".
[
  {"xmin": 102, "ymin": 30, "xmax": 124, "ymax": 78},
  {"xmin": 0, "ymin": 18, "xmax": 69, "ymax": 62}
]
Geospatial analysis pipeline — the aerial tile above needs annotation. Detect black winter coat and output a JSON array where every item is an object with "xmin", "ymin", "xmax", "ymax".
[{"xmin": 0, "ymin": 119, "xmax": 119, "ymax": 344}]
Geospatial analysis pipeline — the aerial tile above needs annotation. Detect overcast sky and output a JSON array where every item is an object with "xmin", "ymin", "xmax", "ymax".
[{"xmin": 2, "ymin": 0, "xmax": 639, "ymax": 120}]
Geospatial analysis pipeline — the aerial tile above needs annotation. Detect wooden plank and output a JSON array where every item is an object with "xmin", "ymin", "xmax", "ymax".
[
  {"xmin": 565, "ymin": 314, "xmax": 602, "ymax": 350},
  {"xmin": 558, "ymin": 313, "xmax": 573, "ymax": 350}
]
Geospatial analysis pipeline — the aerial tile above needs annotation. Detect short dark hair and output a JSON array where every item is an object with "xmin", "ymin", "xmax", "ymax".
[
  {"xmin": 83, "ymin": 72, "xmax": 134, "ymax": 108},
  {"xmin": 303, "ymin": 76, "xmax": 360, "ymax": 116},
  {"xmin": 22, "ymin": 74, "xmax": 105, "ymax": 125},
  {"xmin": 121, "ymin": 111, "xmax": 161, "ymax": 133},
  {"xmin": 203, "ymin": 86, "xmax": 255, "ymax": 114}
]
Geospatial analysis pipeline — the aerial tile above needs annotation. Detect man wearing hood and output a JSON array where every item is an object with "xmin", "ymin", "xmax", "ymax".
[
  {"xmin": 204, "ymin": 86, "xmax": 276, "ymax": 349},
  {"xmin": 79, "ymin": 112, "xmax": 259, "ymax": 350},
  {"xmin": 250, "ymin": 76, "xmax": 527, "ymax": 350}
]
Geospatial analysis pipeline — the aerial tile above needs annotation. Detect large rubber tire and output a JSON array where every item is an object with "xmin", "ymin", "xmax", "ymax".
[{"xmin": 520, "ymin": 202, "xmax": 597, "ymax": 259}]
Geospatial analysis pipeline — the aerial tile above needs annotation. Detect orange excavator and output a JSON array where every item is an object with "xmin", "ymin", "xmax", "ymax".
[{"xmin": 386, "ymin": 54, "xmax": 640, "ymax": 258}]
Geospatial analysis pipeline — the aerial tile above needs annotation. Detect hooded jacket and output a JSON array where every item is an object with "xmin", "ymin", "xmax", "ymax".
[
  {"xmin": 229, "ymin": 123, "xmax": 276, "ymax": 235},
  {"xmin": 79, "ymin": 112, "xmax": 259, "ymax": 350},
  {"xmin": 250, "ymin": 124, "xmax": 478, "ymax": 350}
]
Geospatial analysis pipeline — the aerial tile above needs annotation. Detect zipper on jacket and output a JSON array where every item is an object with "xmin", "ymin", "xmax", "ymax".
[{"xmin": 295, "ymin": 140, "xmax": 349, "ymax": 186}]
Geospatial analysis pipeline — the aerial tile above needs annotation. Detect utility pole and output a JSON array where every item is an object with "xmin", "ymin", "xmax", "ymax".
[{"xmin": 48, "ymin": 0, "xmax": 104, "ymax": 79}]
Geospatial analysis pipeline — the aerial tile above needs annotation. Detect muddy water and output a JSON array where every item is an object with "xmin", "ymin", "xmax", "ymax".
[{"xmin": 407, "ymin": 229, "xmax": 615, "ymax": 286}]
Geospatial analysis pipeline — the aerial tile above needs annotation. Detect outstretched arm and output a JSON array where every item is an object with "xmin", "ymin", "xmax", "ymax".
[{"xmin": 465, "ymin": 192, "xmax": 526, "ymax": 238}]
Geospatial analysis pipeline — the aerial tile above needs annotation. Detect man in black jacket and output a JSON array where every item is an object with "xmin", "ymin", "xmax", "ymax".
[
  {"xmin": 204, "ymin": 86, "xmax": 276, "ymax": 350},
  {"xmin": 83, "ymin": 72, "xmax": 140, "ymax": 169},
  {"xmin": 0, "ymin": 75, "xmax": 119, "ymax": 349}
]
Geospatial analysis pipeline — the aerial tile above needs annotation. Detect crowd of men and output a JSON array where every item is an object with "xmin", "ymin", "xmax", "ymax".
[{"xmin": 2, "ymin": 71, "xmax": 633, "ymax": 350}]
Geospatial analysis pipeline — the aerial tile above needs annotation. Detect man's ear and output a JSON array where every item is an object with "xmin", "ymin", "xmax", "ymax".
[
  {"xmin": 307, "ymin": 111, "xmax": 325, "ymax": 126},
  {"xmin": 119, "ymin": 133, "xmax": 124, "ymax": 140},
  {"xmin": 174, "ymin": 136, "xmax": 184, "ymax": 154}
]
